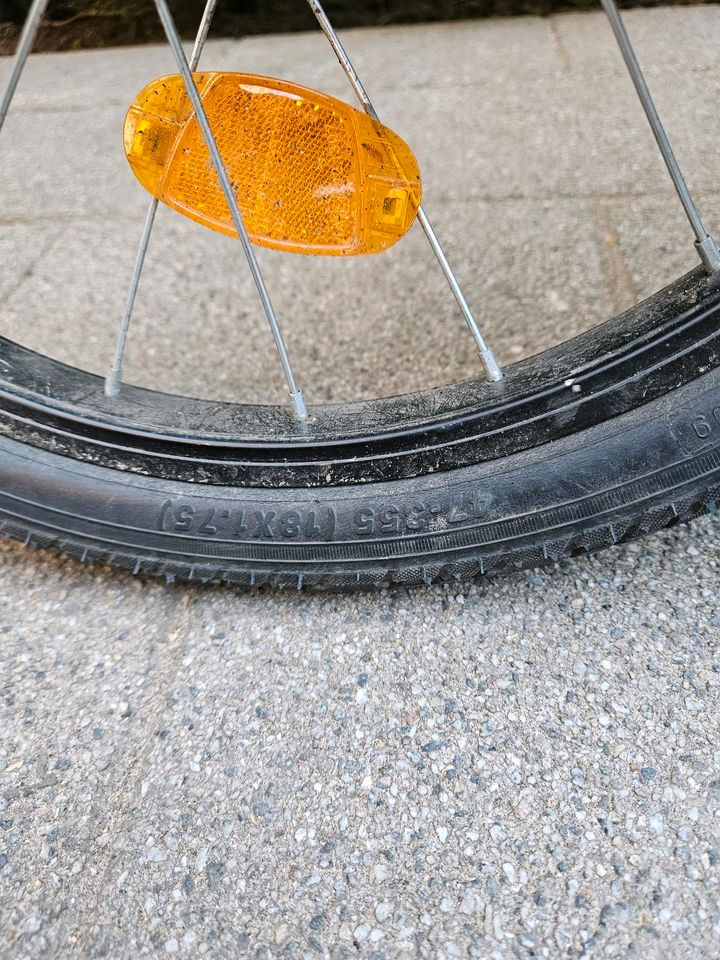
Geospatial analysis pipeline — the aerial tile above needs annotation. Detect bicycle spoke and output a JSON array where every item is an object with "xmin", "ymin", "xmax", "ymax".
[
  {"xmin": 153, "ymin": 0, "xmax": 307, "ymax": 421},
  {"xmin": 0, "ymin": 0, "xmax": 48, "ymax": 134},
  {"xmin": 306, "ymin": 0, "xmax": 503, "ymax": 384},
  {"xmin": 105, "ymin": 0, "xmax": 219, "ymax": 398},
  {"xmin": 601, "ymin": 0, "xmax": 720, "ymax": 275}
]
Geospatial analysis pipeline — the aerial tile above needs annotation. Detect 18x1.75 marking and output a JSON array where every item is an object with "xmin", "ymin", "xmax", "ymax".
[{"xmin": 158, "ymin": 500, "xmax": 336, "ymax": 541}]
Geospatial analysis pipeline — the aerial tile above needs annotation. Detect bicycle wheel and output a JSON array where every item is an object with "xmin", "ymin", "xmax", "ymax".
[{"xmin": 1, "ymin": 1, "xmax": 720, "ymax": 590}]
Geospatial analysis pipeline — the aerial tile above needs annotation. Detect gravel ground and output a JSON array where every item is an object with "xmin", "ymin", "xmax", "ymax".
[
  {"xmin": 1, "ymin": 521, "xmax": 719, "ymax": 960},
  {"xmin": 2, "ymin": 8, "xmax": 720, "ymax": 959}
]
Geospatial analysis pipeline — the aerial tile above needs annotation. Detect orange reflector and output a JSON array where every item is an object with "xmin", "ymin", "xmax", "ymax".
[{"xmin": 124, "ymin": 72, "xmax": 422, "ymax": 256}]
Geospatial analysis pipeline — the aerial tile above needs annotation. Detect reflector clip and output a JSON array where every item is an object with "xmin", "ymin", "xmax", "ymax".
[{"xmin": 124, "ymin": 72, "xmax": 422, "ymax": 255}]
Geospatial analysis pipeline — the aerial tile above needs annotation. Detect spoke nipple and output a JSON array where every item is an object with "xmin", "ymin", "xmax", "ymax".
[
  {"xmin": 291, "ymin": 389, "xmax": 309, "ymax": 422},
  {"xmin": 695, "ymin": 235, "xmax": 720, "ymax": 276},
  {"xmin": 480, "ymin": 350, "xmax": 504, "ymax": 383},
  {"xmin": 104, "ymin": 369, "xmax": 122, "ymax": 398}
]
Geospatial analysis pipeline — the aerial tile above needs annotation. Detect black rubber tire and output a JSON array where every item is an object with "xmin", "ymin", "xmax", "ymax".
[
  {"xmin": 1, "ymin": 364, "xmax": 719, "ymax": 589},
  {"xmin": 3, "ymin": 267, "xmax": 720, "ymax": 589}
]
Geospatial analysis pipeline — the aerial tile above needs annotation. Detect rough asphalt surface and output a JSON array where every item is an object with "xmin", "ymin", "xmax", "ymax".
[{"xmin": 2, "ymin": 7, "xmax": 720, "ymax": 959}]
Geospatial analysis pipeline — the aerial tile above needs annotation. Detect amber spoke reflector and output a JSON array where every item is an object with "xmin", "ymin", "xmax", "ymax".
[{"xmin": 124, "ymin": 72, "xmax": 422, "ymax": 256}]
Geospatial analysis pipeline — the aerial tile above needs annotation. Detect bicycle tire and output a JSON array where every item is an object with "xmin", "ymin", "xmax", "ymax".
[{"xmin": 1, "ymin": 268, "xmax": 720, "ymax": 589}]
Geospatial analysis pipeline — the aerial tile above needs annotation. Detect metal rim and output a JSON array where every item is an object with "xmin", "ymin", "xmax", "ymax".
[{"xmin": 1, "ymin": 268, "xmax": 719, "ymax": 487}]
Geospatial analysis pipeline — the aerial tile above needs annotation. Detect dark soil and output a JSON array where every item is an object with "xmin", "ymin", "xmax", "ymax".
[{"xmin": 0, "ymin": 0, "xmax": 716, "ymax": 54}]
